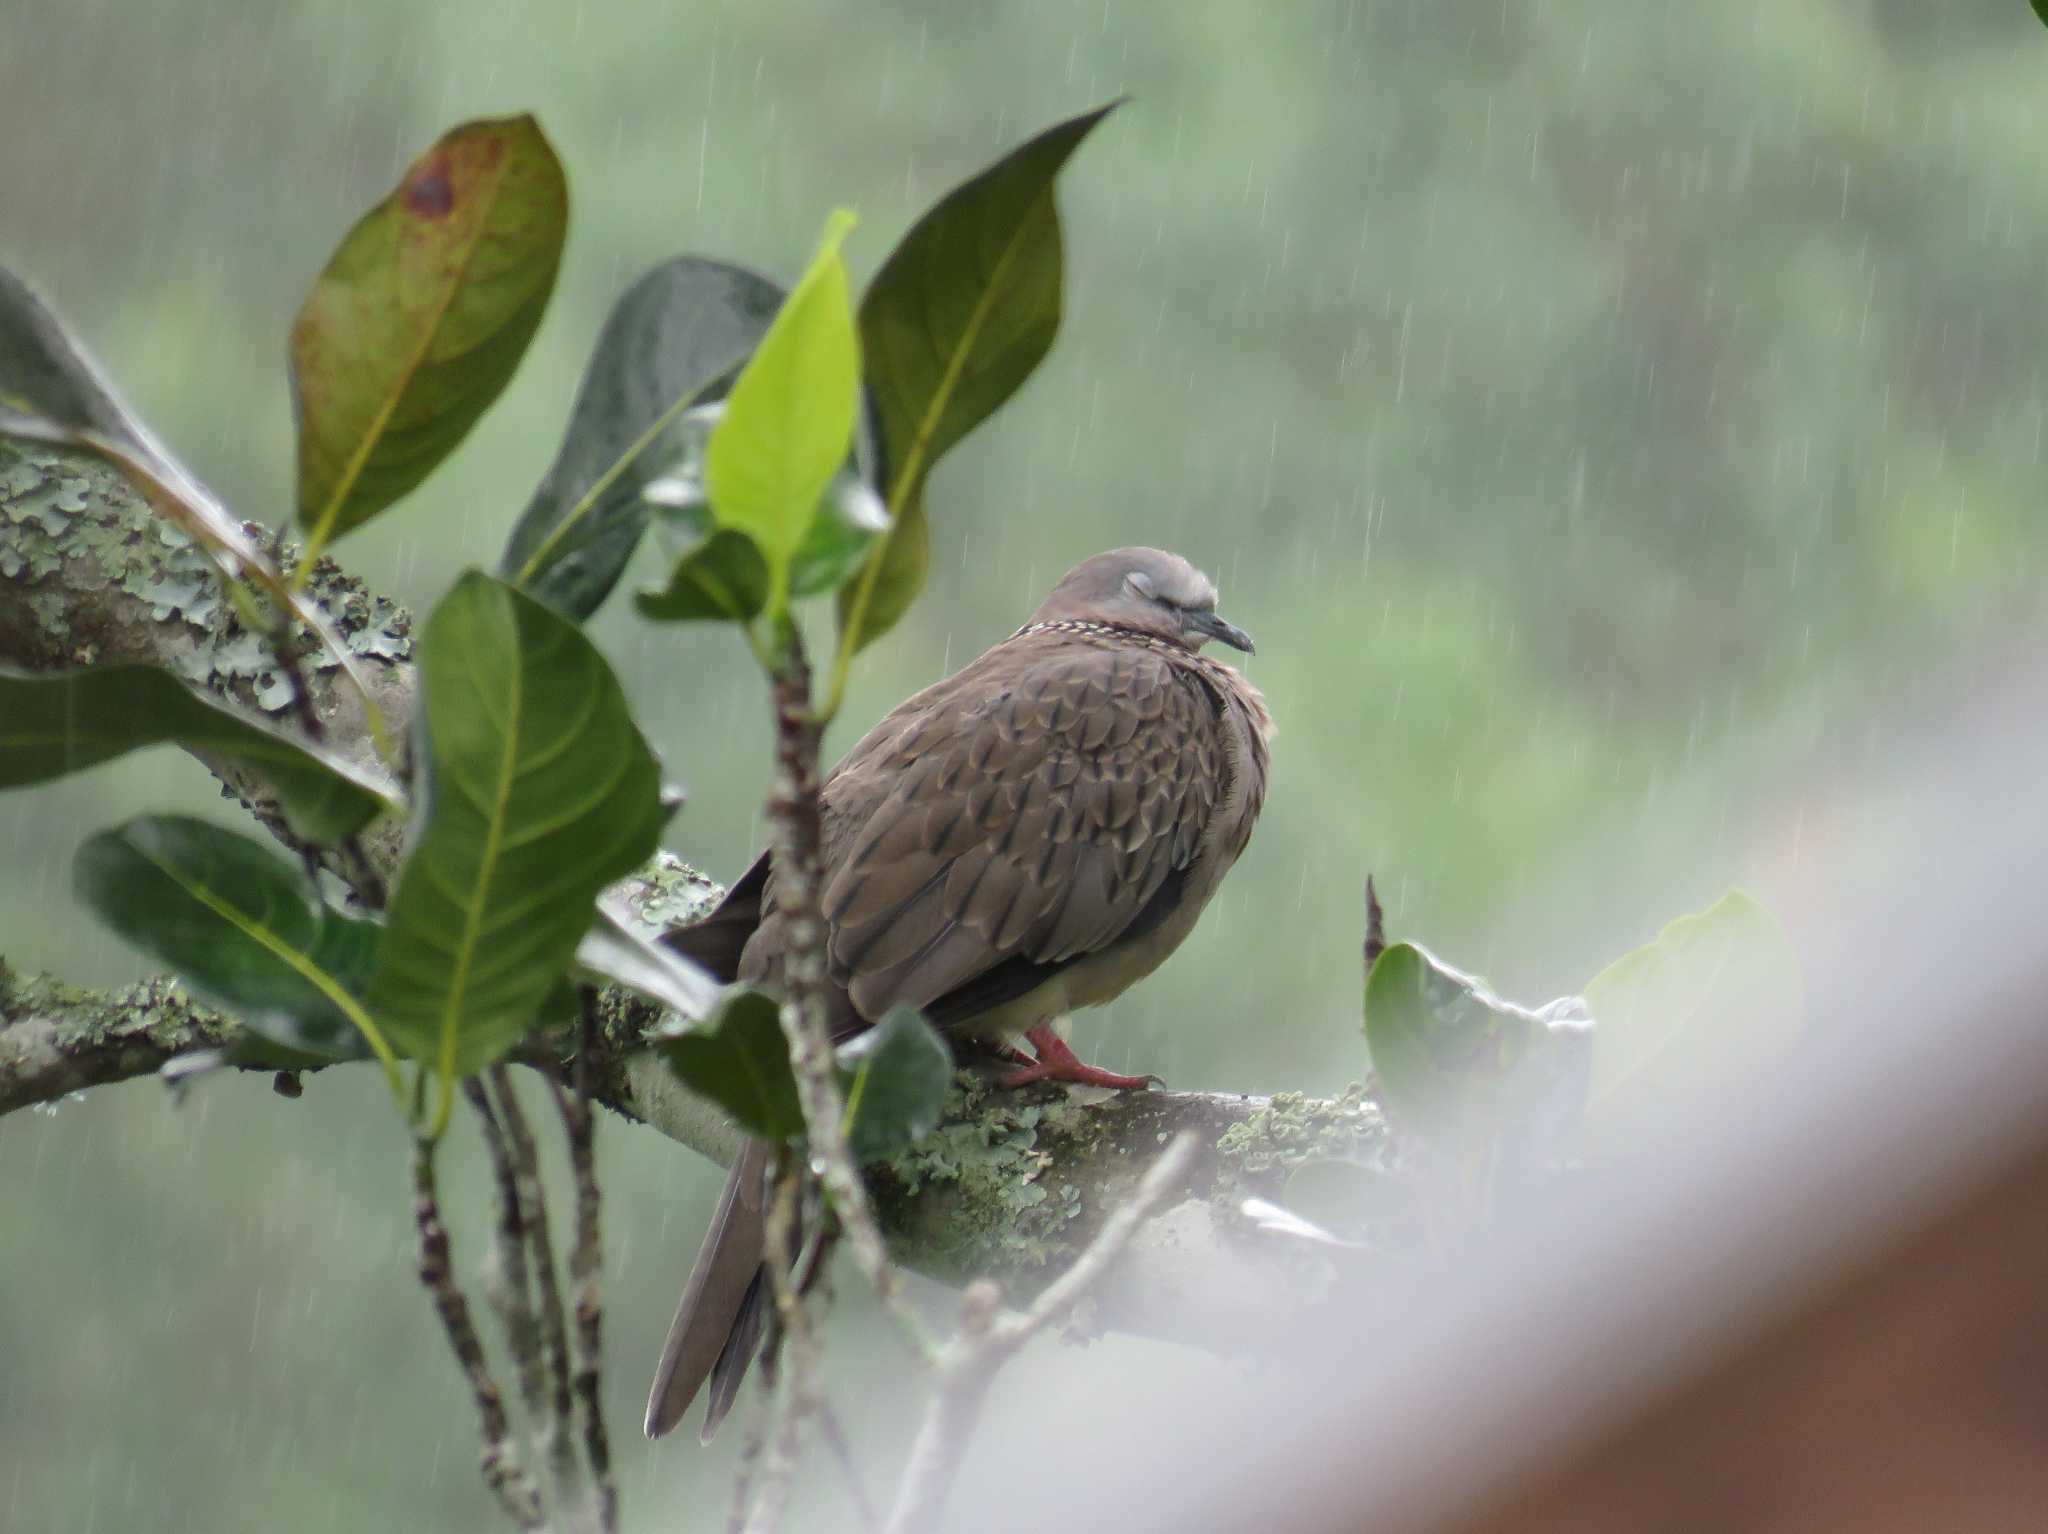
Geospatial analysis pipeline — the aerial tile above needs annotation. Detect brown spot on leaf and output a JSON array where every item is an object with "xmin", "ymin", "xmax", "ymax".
[{"xmin": 404, "ymin": 155, "xmax": 456, "ymax": 218}]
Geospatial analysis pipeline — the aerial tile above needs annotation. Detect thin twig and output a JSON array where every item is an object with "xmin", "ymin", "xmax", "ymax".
[
  {"xmin": 1364, "ymin": 873, "xmax": 1387, "ymax": 970},
  {"xmin": 551, "ymin": 990, "xmax": 618, "ymax": 1534},
  {"xmin": 740, "ymin": 1149, "xmax": 821, "ymax": 1534},
  {"xmin": 492, "ymin": 1066, "xmax": 583, "ymax": 1504},
  {"xmin": 762, "ymin": 639, "xmax": 934, "ymax": 1362},
  {"xmin": 463, "ymin": 1078, "xmax": 552, "ymax": 1500},
  {"xmin": 816, "ymin": 1399, "xmax": 881, "ymax": 1533},
  {"xmin": 884, "ymin": 1131, "xmax": 1201, "ymax": 1534},
  {"xmin": 411, "ymin": 1135, "xmax": 545, "ymax": 1531}
]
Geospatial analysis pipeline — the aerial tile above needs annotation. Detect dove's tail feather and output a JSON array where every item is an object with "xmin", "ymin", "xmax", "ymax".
[{"xmin": 644, "ymin": 1140, "xmax": 771, "ymax": 1441}]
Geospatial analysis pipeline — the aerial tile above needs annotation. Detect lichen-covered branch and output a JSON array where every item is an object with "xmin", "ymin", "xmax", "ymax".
[{"xmin": 0, "ymin": 449, "xmax": 1404, "ymax": 1353}]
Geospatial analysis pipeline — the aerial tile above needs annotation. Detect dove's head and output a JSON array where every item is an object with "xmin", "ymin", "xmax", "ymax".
[{"xmin": 1031, "ymin": 547, "xmax": 1255, "ymax": 655}]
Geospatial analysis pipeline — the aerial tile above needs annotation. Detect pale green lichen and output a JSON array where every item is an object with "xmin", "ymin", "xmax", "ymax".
[
  {"xmin": 1214, "ymin": 1085, "xmax": 1390, "ymax": 1185},
  {"xmin": 880, "ymin": 1075, "xmax": 1085, "ymax": 1275},
  {"xmin": 627, "ymin": 851, "xmax": 726, "ymax": 931},
  {"xmin": 0, "ymin": 438, "xmax": 412, "ymax": 703}
]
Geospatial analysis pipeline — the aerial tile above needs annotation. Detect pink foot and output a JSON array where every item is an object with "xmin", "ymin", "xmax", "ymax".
[{"xmin": 995, "ymin": 1022, "xmax": 1161, "ymax": 1091}]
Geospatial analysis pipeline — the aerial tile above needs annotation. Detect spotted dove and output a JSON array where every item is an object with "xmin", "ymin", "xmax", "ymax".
[{"xmin": 645, "ymin": 546, "xmax": 1273, "ymax": 1441}]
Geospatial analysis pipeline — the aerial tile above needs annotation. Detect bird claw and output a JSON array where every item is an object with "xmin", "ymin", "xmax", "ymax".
[{"xmin": 995, "ymin": 1024, "xmax": 1162, "ymax": 1092}]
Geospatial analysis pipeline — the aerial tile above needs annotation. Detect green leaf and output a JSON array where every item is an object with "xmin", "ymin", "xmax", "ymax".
[
  {"xmin": 501, "ymin": 258, "xmax": 786, "ymax": 619},
  {"xmin": 788, "ymin": 471, "xmax": 888, "ymax": 599},
  {"xmin": 1581, "ymin": 889, "xmax": 1802, "ymax": 1121},
  {"xmin": 0, "ymin": 664, "xmax": 399, "ymax": 843},
  {"xmin": 1364, "ymin": 942, "xmax": 1592, "ymax": 1159},
  {"xmin": 706, "ymin": 210, "xmax": 861, "ymax": 603},
  {"xmin": 652, "ymin": 987, "xmax": 805, "ymax": 1143},
  {"xmin": 634, "ymin": 527, "xmax": 771, "ymax": 624},
  {"xmin": 840, "ymin": 101, "xmax": 1118, "ymax": 653},
  {"xmin": 840, "ymin": 1006, "xmax": 951, "ymax": 1163},
  {"xmin": 367, "ymin": 570, "xmax": 667, "ymax": 1076},
  {"xmin": 74, "ymin": 816, "xmax": 383, "ymax": 1061},
  {"xmin": 290, "ymin": 114, "xmax": 567, "ymax": 558}
]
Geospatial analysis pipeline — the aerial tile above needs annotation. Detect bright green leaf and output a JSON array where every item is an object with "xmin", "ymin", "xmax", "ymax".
[
  {"xmin": 290, "ymin": 115, "xmax": 567, "ymax": 558},
  {"xmin": 652, "ymin": 987, "xmax": 805, "ymax": 1143},
  {"xmin": 706, "ymin": 210, "xmax": 861, "ymax": 601},
  {"xmin": 367, "ymin": 570, "xmax": 667, "ymax": 1076},
  {"xmin": 0, "ymin": 664, "xmax": 399, "ymax": 843},
  {"xmin": 501, "ymin": 258, "xmax": 786, "ymax": 619},
  {"xmin": 839, "ymin": 101, "xmax": 1118, "ymax": 653},
  {"xmin": 1581, "ymin": 889, "xmax": 1802, "ymax": 1123},
  {"xmin": 840, "ymin": 1006, "xmax": 950, "ymax": 1163},
  {"xmin": 74, "ymin": 815, "xmax": 384, "ymax": 1062}
]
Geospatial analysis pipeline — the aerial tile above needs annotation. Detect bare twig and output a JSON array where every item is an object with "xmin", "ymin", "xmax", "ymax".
[
  {"xmin": 411, "ymin": 1135, "xmax": 545, "ymax": 1531},
  {"xmin": 1364, "ymin": 874, "xmax": 1387, "ymax": 970},
  {"xmin": 463, "ymin": 1079, "xmax": 552, "ymax": 1490},
  {"xmin": 884, "ymin": 1131, "xmax": 1203, "ymax": 1534},
  {"xmin": 492, "ymin": 1067, "xmax": 582, "ymax": 1503},
  {"xmin": 553, "ymin": 990, "xmax": 618, "ymax": 1534},
  {"xmin": 816, "ymin": 1399, "xmax": 882, "ymax": 1532},
  {"xmin": 763, "ymin": 641, "xmax": 933, "ymax": 1361},
  {"xmin": 741, "ymin": 1150, "xmax": 822, "ymax": 1534}
]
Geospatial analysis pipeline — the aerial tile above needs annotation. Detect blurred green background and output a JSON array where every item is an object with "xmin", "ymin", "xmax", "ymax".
[{"xmin": 3, "ymin": 1, "xmax": 2044, "ymax": 1529}]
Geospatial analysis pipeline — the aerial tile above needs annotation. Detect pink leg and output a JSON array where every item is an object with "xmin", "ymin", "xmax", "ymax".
[{"xmin": 995, "ymin": 1022, "xmax": 1160, "ymax": 1091}]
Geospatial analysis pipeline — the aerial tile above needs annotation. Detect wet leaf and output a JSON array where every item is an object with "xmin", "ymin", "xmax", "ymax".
[
  {"xmin": 0, "ymin": 664, "xmax": 399, "ymax": 843},
  {"xmin": 290, "ymin": 115, "xmax": 567, "ymax": 558},
  {"xmin": 788, "ymin": 471, "xmax": 888, "ymax": 599},
  {"xmin": 1580, "ymin": 889, "xmax": 1801, "ymax": 1138},
  {"xmin": 1364, "ymin": 942, "xmax": 1593, "ymax": 1161},
  {"xmin": 653, "ymin": 987, "xmax": 805, "ymax": 1143},
  {"xmin": 502, "ymin": 257, "xmax": 786, "ymax": 619},
  {"xmin": 367, "ymin": 571, "xmax": 667, "ymax": 1075},
  {"xmin": 74, "ymin": 815, "xmax": 381, "ymax": 1061},
  {"xmin": 840, "ymin": 101, "xmax": 1118, "ymax": 652},
  {"xmin": 706, "ymin": 210, "xmax": 860, "ymax": 605},
  {"xmin": 634, "ymin": 527, "xmax": 771, "ymax": 624},
  {"xmin": 840, "ymin": 1006, "xmax": 950, "ymax": 1163}
]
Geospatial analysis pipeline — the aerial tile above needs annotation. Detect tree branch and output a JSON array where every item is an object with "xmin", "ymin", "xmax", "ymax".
[{"xmin": 0, "ymin": 446, "xmax": 1402, "ymax": 1353}]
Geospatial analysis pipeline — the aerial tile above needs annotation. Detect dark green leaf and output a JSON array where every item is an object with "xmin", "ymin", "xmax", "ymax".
[
  {"xmin": 706, "ymin": 211, "xmax": 861, "ymax": 602},
  {"xmin": 501, "ymin": 258, "xmax": 787, "ymax": 619},
  {"xmin": 0, "ymin": 664, "xmax": 399, "ymax": 843},
  {"xmin": 839, "ymin": 1006, "xmax": 951, "ymax": 1163},
  {"xmin": 1364, "ymin": 942, "xmax": 1592, "ymax": 1159},
  {"xmin": 290, "ymin": 115, "xmax": 567, "ymax": 558},
  {"xmin": 74, "ymin": 815, "xmax": 380, "ymax": 1060},
  {"xmin": 652, "ymin": 987, "xmax": 805, "ymax": 1142},
  {"xmin": 634, "ymin": 527, "xmax": 771, "ymax": 624},
  {"xmin": 1579, "ymin": 890, "xmax": 1801, "ymax": 1140},
  {"xmin": 841, "ymin": 101, "xmax": 1118, "ymax": 652},
  {"xmin": 367, "ymin": 570, "xmax": 667, "ymax": 1075}
]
